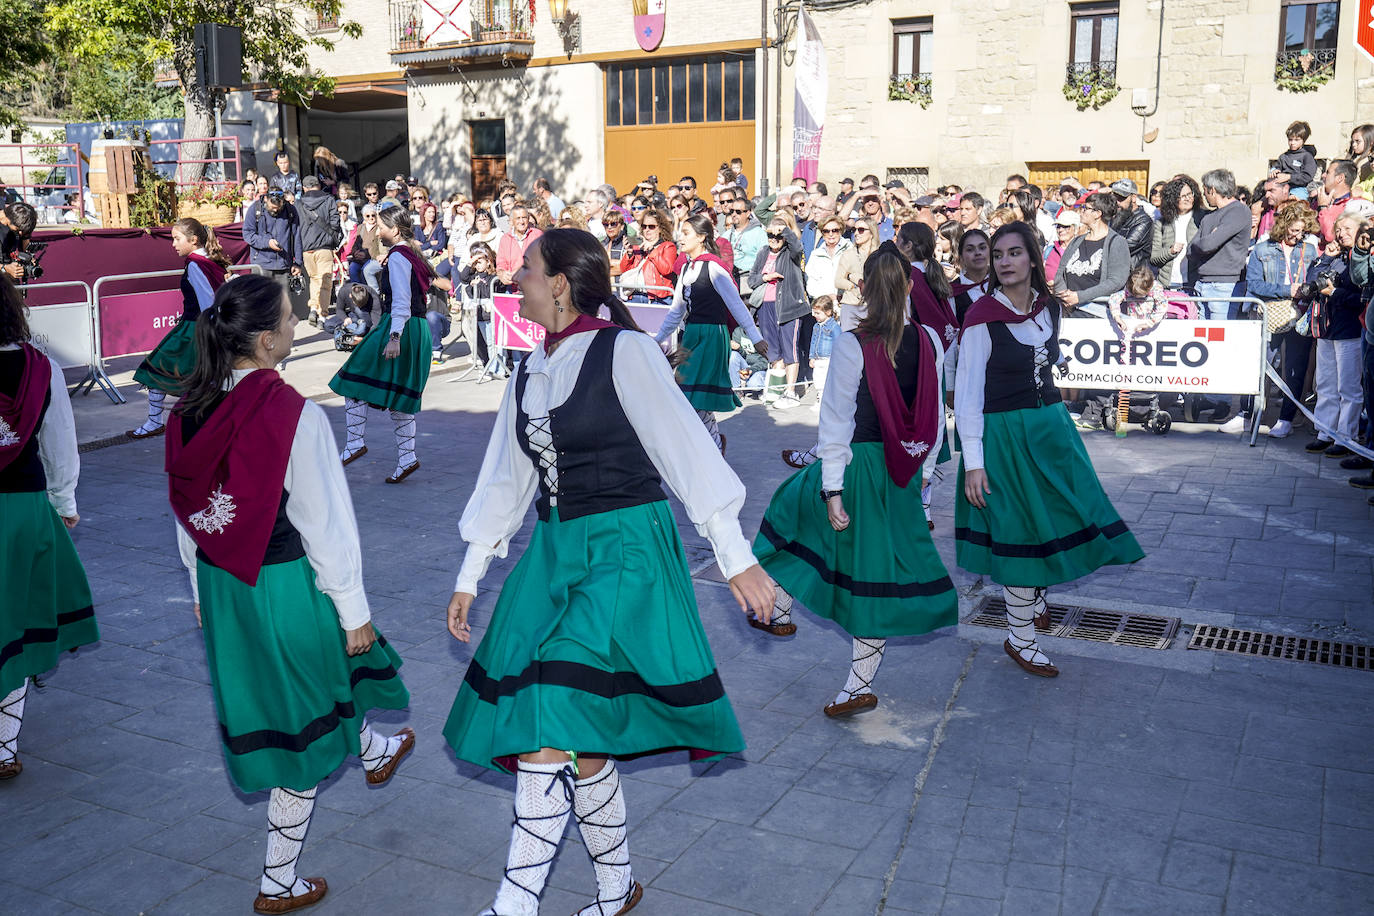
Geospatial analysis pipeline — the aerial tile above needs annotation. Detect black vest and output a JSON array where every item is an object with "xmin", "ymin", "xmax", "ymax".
[
  {"xmin": 378, "ymin": 249, "xmax": 428, "ymax": 319},
  {"xmin": 514, "ymin": 328, "xmax": 665, "ymax": 522},
  {"xmin": 684, "ymin": 263, "xmax": 731, "ymax": 326},
  {"xmin": 0, "ymin": 348, "xmax": 50, "ymax": 494},
  {"xmin": 983, "ymin": 302, "xmax": 1063, "ymax": 414},
  {"xmin": 851, "ymin": 326, "xmax": 924, "ymax": 444},
  {"xmin": 180, "ymin": 395, "xmax": 305, "ymax": 568},
  {"xmin": 180, "ymin": 269, "xmax": 204, "ymax": 321}
]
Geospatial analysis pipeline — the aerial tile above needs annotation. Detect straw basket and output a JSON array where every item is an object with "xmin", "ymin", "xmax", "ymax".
[{"xmin": 176, "ymin": 200, "xmax": 236, "ymax": 227}]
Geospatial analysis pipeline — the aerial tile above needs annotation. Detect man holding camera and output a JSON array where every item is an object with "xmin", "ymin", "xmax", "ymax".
[
  {"xmin": 0, "ymin": 203, "xmax": 40, "ymax": 283},
  {"xmin": 243, "ymin": 189, "xmax": 304, "ymax": 293}
]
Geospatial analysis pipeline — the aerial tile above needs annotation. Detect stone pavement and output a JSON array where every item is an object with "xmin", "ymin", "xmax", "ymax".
[{"xmin": 5, "ymin": 338, "xmax": 1374, "ymax": 915}]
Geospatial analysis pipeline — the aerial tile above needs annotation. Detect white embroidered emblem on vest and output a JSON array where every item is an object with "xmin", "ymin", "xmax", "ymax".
[
  {"xmin": 901, "ymin": 440, "xmax": 930, "ymax": 458},
  {"xmin": 0, "ymin": 417, "xmax": 18, "ymax": 447},
  {"xmin": 189, "ymin": 485, "xmax": 237, "ymax": 534},
  {"xmin": 943, "ymin": 323, "xmax": 956, "ymax": 343}
]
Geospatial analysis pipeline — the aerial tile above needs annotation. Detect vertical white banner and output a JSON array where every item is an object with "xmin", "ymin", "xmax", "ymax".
[{"xmin": 791, "ymin": 6, "xmax": 827, "ymax": 183}]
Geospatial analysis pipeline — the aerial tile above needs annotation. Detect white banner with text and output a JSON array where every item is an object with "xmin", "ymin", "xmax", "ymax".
[{"xmin": 1055, "ymin": 319, "xmax": 1264, "ymax": 396}]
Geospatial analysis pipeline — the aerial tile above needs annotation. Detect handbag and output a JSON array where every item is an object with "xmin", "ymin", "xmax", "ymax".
[
  {"xmin": 1263, "ymin": 299, "xmax": 1300, "ymax": 334},
  {"xmin": 1295, "ymin": 309, "xmax": 1312, "ymax": 337}
]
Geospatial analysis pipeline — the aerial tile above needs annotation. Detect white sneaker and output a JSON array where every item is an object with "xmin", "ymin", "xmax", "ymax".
[
  {"xmin": 1219, "ymin": 415, "xmax": 1248, "ymax": 434},
  {"xmin": 773, "ymin": 396, "xmax": 801, "ymax": 410},
  {"xmin": 1268, "ymin": 419, "xmax": 1293, "ymax": 438}
]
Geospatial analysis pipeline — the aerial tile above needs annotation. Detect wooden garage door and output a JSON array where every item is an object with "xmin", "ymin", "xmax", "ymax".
[
  {"xmin": 1027, "ymin": 160, "xmax": 1150, "ymax": 192},
  {"xmin": 604, "ymin": 54, "xmax": 755, "ymax": 198}
]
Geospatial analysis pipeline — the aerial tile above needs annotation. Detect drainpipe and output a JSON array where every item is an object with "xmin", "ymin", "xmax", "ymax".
[
  {"xmin": 1136, "ymin": 0, "xmax": 1165, "ymax": 152},
  {"xmin": 760, "ymin": 0, "xmax": 769, "ymax": 197}
]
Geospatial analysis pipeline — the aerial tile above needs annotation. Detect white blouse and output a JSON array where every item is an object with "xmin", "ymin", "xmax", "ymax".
[
  {"xmin": 454, "ymin": 329, "xmax": 757, "ymax": 595},
  {"xmin": 176, "ymin": 369, "xmax": 371, "ymax": 630},
  {"xmin": 1, "ymin": 345, "xmax": 80, "ymax": 518},
  {"xmin": 954, "ymin": 290, "xmax": 1056, "ymax": 472},
  {"xmin": 817, "ymin": 326, "xmax": 946, "ymax": 493},
  {"xmin": 653, "ymin": 258, "xmax": 763, "ymax": 346}
]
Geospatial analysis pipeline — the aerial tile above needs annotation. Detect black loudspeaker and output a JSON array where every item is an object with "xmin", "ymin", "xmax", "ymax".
[{"xmin": 194, "ymin": 23, "xmax": 243, "ymax": 89}]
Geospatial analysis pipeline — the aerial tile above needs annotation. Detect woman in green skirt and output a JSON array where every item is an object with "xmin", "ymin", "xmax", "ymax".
[
  {"xmin": 329, "ymin": 205, "xmax": 433, "ymax": 483},
  {"xmin": 652, "ymin": 213, "xmax": 767, "ymax": 453},
  {"xmin": 0, "ymin": 274, "xmax": 98, "ymax": 780},
  {"xmin": 954, "ymin": 222, "xmax": 1144, "ymax": 678},
  {"xmin": 444, "ymin": 229, "xmax": 775, "ymax": 916},
  {"xmin": 752, "ymin": 246, "xmax": 959, "ymax": 718},
  {"xmin": 128, "ymin": 218, "xmax": 230, "ymax": 438},
  {"xmin": 166, "ymin": 275, "xmax": 413, "ymax": 914}
]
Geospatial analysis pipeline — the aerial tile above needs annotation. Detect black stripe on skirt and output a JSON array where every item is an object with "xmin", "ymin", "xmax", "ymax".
[
  {"xmin": 0, "ymin": 606, "xmax": 96, "ymax": 669},
  {"xmin": 758, "ymin": 520, "xmax": 954, "ymax": 599},
  {"xmin": 334, "ymin": 369, "xmax": 423, "ymax": 402},
  {"xmin": 954, "ymin": 519, "xmax": 1130, "ymax": 559},
  {"xmin": 220, "ymin": 699, "xmax": 356, "ymax": 755},
  {"xmin": 463, "ymin": 659, "xmax": 726, "ymax": 709}
]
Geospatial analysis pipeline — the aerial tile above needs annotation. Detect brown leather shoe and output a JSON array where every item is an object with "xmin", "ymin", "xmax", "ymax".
[
  {"xmin": 1034, "ymin": 607, "xmax": 1051, "ymax": 629},
  {"xmin": 365, "ymin": 727, "xmax": 415, "ymax": 786},
  {"xmin": 1003, "ymin": 639, "xmax": 1059, "ymax": 678},
  {"xmin": 571, "ymin": 880, "xmax": 644, "ymax": 916},
  {"xmin": 340, "ymin": 446, "xmax": 368, "ymax": 467},
  {"xmin": 126, "ymin": 425, "xmax": 166, "ymax": 440},
  {"xmin": 384, "ymin": 461, "xmax": 420, "ymax": 484},
  {"xmin": 781, "ymin": 448, "xmax": 808, "ymax": 469},
  {"xmin": 253, "ymin": 877, "xmax": 328, "ymax": 914},
  {"xmin": 0, "ymin": 757, "xmax": 21, "ymax": 779},
  {"xmin": 824, "ymin": 693, "xmax": 878, "ymax": 718},
  {"xmin": 748, "ymin": 617, "xmax": 797, "ymax": 637}
]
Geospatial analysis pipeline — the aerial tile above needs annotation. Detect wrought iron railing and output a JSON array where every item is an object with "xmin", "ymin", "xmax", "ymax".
[
  {"xmin": 1063, "ymin": 61, "xmax": 1118, "ymax": 110},
  {"xmin": 888, "ymin": 73, "xmax": 933, "ymax": 108},
  {"xmin": 1275, "ymin": 48, "xmax": 1337, "ymax": 92},
  {"xmin": 389, "ymin": 0, "xmax": 532, "ymax": 52}
]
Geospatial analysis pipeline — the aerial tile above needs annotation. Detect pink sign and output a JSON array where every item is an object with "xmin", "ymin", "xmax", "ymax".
[
  {"xmin": 493, "ymin": 293, "xmax": 545, "ymax": 351},
  {"xmin": 100, "ymin": 290, "xmax": 185, "ymax": 359},
  {"xmin": 634, "ymin": 0, "xmax": 665, "ymax": 51}
]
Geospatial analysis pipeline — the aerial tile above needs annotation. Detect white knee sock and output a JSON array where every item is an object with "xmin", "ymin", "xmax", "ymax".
[
  {"xmin": 835, "ymin": 638, "xmax": 886, "ymax": 705},
  {"xmin": 485, "ymin": 760, "xmax": 577, "ymax": 916},
  {"xmin": 921, "ymin": 464, "xmax": 945, "ymax": 519},
  {"xmin": 390, "ymin": 410, "xmax": 417, "ymax": 474},
  {"xmin": 342, "ymin": 398, "xmax": 368, "ymax": 460},
  {"xmin": 771, "ymin": 589, "xmax": 794, "ymax": 626},
  {"xmin": 134, "ymin": 390, "xmax": 167, "ymax": 435},
  {"xmin": 573, "ymin": 761, "xmax": 634, "ymax": 915},
  {"xmin": 261, "ymin": 786, "xmax": 317, "ymax": 898},
  {"xmin": 358, "ymin": 719, "xmax": 405, "ymax": 773},
  {"xmin": 696, "ymin": 410, "xmax": 722, "ymax": 449},
  {"xmin": 1004, "ymin": 585, "xmax": 1052, "ymax": 666},
  {"xmin": 0, "ymin": 680, "xmax": 28, "ymax": 764}
]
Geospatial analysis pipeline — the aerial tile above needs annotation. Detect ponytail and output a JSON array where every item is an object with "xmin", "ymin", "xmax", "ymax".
[
  {"xmin": 600, "ymin": 292, "xmax": 642, "ymax": 331},
  {"xmin": 537, "ymin": 228, "xmax": 643, "ymax": 332},
  {"xmin": 173, "ymin": 217, "xmax": 231, "ymax": 267},
  {"xmin": 204, "ymin": 226, "xmax": 230, "ymax": 267},
  {"xmin": 177, "ymin": 275, "xmax": 284, "ymax": 419},
  {"xmin": 897, "ymin": 221, "xmax": 950, "ymax": 299}
]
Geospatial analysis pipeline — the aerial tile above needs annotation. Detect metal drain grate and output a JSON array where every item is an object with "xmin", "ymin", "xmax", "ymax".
[
  {"xmin": 1189, "ymin": 626, "xmax": 1373, "ymax": 671},
  {"xmin": 965, "ymin": 597, "xmax": 1179, "ymax": 650}
]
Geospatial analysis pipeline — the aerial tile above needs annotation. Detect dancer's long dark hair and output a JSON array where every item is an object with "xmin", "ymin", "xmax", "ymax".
[
  {"xmin": 0, "ymin": 274, "xmax": 30, "ymax": 346},
  {"xmin": 536, "ymin": 229, "xmax": 642, "ymax": 331},
  {"xmin": 986, "ymin": 222, "xmax": 1052, "ymax": 302},
  {"xmin": 177, "ymin": 275, "xmax": 285, "ymax": 419},
  {"xmin": 896, "ymin": 222, "xmax": 952, "ymax": 300},
  {"xmin": 858, "ymin": 245, "xmax": 913, "ymax": 363}
]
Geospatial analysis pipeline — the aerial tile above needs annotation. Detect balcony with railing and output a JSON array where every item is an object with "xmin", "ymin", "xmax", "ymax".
[
  {"xmin": 888, "ymin": 73, "xmax": 933, "ymax": 108},
  {"xmin": 1063, "ymin": 60, "xmax": 1119, "ymax": 111},
  {"xmin": 388, "ymin": 0, "xmax": 534, "ymax": 65},
  {"xmin": 1275, "ymin": 48, "xmax": 1336, "ymax": 92}
]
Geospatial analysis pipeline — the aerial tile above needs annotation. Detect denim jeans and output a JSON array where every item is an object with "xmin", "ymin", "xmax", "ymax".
[
  {"xmin": 729, "ymin": 351, "xmax": 764, "ymax": 393},
  {"xmin": 1194, "ymin": 279, "xmax": 1250, "ymax": 414},
  {"xmin": 426, "ymin": 309, "xmax": 451, "ymax": 353},
  {"xmin": 362, "ymin": 259, "xmax": 383, "ymax": 292}
]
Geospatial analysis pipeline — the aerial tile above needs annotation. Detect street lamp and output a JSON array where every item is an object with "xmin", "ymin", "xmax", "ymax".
[{"xmin": 547, "ymin": 0, "xmax": 581, "ymax": 55}]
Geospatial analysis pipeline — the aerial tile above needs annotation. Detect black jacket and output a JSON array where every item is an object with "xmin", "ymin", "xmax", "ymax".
[
  {"xmin": 298, "ymin": 190, "xmax": 342, "ymax": 252},
  {"xmin": 1112, "ymin": 205, "xmax": 1154, "ymax": 268}
]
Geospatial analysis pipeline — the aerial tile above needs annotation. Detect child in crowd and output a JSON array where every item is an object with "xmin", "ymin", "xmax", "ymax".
[
  {"xmin": 729, "ymin": 326, "xmax": 768, "ymax": 397},
  {"xmin": 809, "ymin": 295, "xmax": 839, "ymax": 411},
  {"xmin": 1274, "ymin": 121, "xmax": 1318, "ymax": 200},
  {"xmin": 324, "ymin": 282, "xmax": 377, "ymax": 351}
]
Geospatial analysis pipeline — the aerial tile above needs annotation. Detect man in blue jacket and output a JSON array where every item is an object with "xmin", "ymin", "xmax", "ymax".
[{"xmin": 243, "ymin": 189, "xmax": 304, "ymax": 283}]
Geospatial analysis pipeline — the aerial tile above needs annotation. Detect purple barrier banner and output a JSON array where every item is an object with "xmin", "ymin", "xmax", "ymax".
[
  {"xmin": 100, "ymin": 290, "xmax": 185, "ymax": 359},
  {"xmin": 493, "ymin": 293, "xmax": 544, "ymax": 351}
]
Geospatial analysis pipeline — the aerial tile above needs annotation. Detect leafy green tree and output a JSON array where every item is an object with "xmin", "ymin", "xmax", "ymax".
[
  {"xmin": 46, "ymin": 0, "xmax": 361, "ymax": 179},
  {"xmin": 0, "ymin": 0, "xmax": 53, "ymax": 127}
]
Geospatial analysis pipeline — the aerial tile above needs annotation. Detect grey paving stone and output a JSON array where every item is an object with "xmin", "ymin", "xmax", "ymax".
[
  {"xmin": 1064, "ymin": 803, "xmax": 1173, "ymax": 881},
  {"xmin": 46, "ymin": 848, "xmax": 211, "ymax": 914},
  {"xmin": 1227, "ymin": 851, "xmax": 1374, "ymax": 915},
  {"xmin": 1324, "ymin": 768, "xmax": 1374, "ymax": 828},
  {"xmin": 1319, "ymin": 823, "xmax": 1374, "ymax": 872},
  {"xmin": 1060, "ymin": 866, "xmax": 1110, "ymax": 916},
  {"xmin": 2, "ymin": 807, "xmax": 163, "ymax": 890},
  {"xmin": 1160, "ymin": 839, "xmax": 1233, "ymax": 894},
  {"xmin": 662, "ymin": 759, "xmax": 801, "ymax": 825},
  {"xmin": 882, "ymin": 879, "xmax": 944, "ymax": 913},
  {"xmin": 755, "ymin": 788, "xmax": 891, "ymax": 850},
  {"xmin": 1181, "ymin": 781, "xmax": 1320, "ymax": 834},
  {"xmin": 1005, "ymin": 858, "xmax": 1061, "ymax": 893},
  {"xmin": 0, "ymin": 880, "xmax": 98, "ymax": 916},
  {"xmin": 133, "ymin": 813, "xmax": 258, "ymax": 865},
  {"xmin": 1098, "ymin": 875, "xmax": 1225, "ymax": 915},
  {"xmin": 1172, "ymin": 812, "xmax": 1319, "ymax": 864},
  {"xmin": 938, "ymin": 891, "xmax": 1003, "ymax": 915},
  {"xmin": 146, "ymin": 873, "xmax": 256, "ymax": 916}
]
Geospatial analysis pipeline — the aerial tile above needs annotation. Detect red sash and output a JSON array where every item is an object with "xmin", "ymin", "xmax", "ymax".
[
  {"xmin": 909, "ymin": 266, "xmax": 959, "ymax": 346},
  {"xmin": 186, "ymin": 252, "xmax": 228, "ymax": 290},
  {"xmin": 166, "ymin": 370, "xmax": 306, "ymax": 586},
  {"xmin": 861, "ymin": 328, "xmax": 941, "ymax": 488},
  {"xmin": 387, "ymin": 245, "xmax": 435, "ymax": 298},
  {"xmin": 0, "ymin": 344, "xmax": 52, "ymax": 472},
  {"xmin": 543, "ymin": 312, "xmax": 620, "ymax": 346},
  {"xmin": 958, "ymin": 292, "xmax": 1049, "ymax": 342}
]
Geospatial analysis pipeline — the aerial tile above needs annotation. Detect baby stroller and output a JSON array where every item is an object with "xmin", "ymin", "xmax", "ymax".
[{"xmin": 1102, "ymin": 290, "xmax": 1197, "ymax": 436}]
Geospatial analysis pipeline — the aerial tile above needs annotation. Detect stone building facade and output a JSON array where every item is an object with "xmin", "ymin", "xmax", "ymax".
[{"xmin": 222, "ymin": 0, "xmax": 1374, "ymax": 200}]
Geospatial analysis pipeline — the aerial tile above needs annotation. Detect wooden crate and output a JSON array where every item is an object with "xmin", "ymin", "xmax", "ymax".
[{"xmin": 96, "ymin": 193, "xmax": 132, "ymax": 229}]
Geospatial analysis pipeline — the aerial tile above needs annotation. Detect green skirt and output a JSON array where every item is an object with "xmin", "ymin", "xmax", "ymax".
[
  {"xmin": 329, "ymin": 317, "xmax": 432, "ymax": 414},
  {"xmin": 678, "ymin": 322, "xmax": 740, "ymax": 412},
  {"xmin": 753, "ymin": 443, "xmax": 958, "ymax": 638},
  {"xmin": 444, "ymin": 501, "xmax": 744, "ymax": 774},
  {"xmin": 954, "ymin": 402, "xmax": 1144, "ymax": 587},
  {"xmin": 132, "ymin": 320, "xmax": 197, "ymax": 394},
  {"xmin": 198, "ymin": 556, "xmax": 410, "ymax": 793},
  {"xmin": 0, "ymin": 492, "xmax": 98, "ymax": 696}
]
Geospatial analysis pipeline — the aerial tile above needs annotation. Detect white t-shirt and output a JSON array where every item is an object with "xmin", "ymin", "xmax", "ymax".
[{"xmin": 1170, "ymin": 214, "xmax": 1191, "ymax": 285}]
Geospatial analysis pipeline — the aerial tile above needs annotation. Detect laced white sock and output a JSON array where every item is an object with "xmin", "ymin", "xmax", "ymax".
[
  {"xmin": 1004, "ymin": 585, "xmax": 1052, "ymax": 667},
  {"xmin": 834, "ymin": 638, "xmax": 885, "ymax": 705},
  {"xmin": 485, "ymin": 760, "xmax": 577, "ymax": 916},
  {"xmin": 390, "ymin": 410, "xmax": 417, "ymax": 474},
  {"xmin": 795, "ymin": 445, "xmax": 819, "ymax": 466},
  {"xmin": 696, "ymin": 410, "xmax": 722, "ymax": 449},
  {"xmin": 358, "ymin": 719, "xmax": 405, "ymax": 773},
  {"xmin": 573, "ymin": 761, "xmax": 633, "ymax": 915},
  {"xmin": 341, "ymin": 398, "xmax": 368, "ymax": 461},
  {"xmin": 0, "ymin": 680, "xmax": 28, "ymax": 764},
  {"xmin": 133, "ymin": 390, "xmax": 167, "ymax": 435},
  {"xmin": 771, "ymin": 589, "xmax": 795, "ymax": 626},
  {"xmin": 922, "ymin": 464, "xmax": 945, "ymax": 517},
  {"xmin": 260, "ymin": 786, "xmax": 317, "ymax": 899}
]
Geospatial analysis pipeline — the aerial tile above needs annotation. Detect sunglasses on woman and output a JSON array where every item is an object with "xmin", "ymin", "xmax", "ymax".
[
  {"xmin": 631, "ymin": 205, "xmax": 646, "ymax": 211},
  {"xmin": 822, "ymin": 227, "xmax": 843, "ymax": 235},
  {"xmin": 642, "ymin": 222, "xmax": 659, "ymax": 229},
  {"xmin": 767, "ymin": 232, "xmax": 784, "ymax": 240},
  {"xmin": 855, "ymin": 227, "xmax": 870, "ymax": 235}
]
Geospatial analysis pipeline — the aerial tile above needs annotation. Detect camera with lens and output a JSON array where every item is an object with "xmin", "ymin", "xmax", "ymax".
[
  {"xmin": 1295, "ymin": 268, "xmax": 1339, "ymax": 301},
  {"xmin": 12, "ymin": 241, "xmax": 47, "ymax": 282},
  {"xmin": 287, "ymin": 273, "xmax": 306, "ymax": 295}
]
